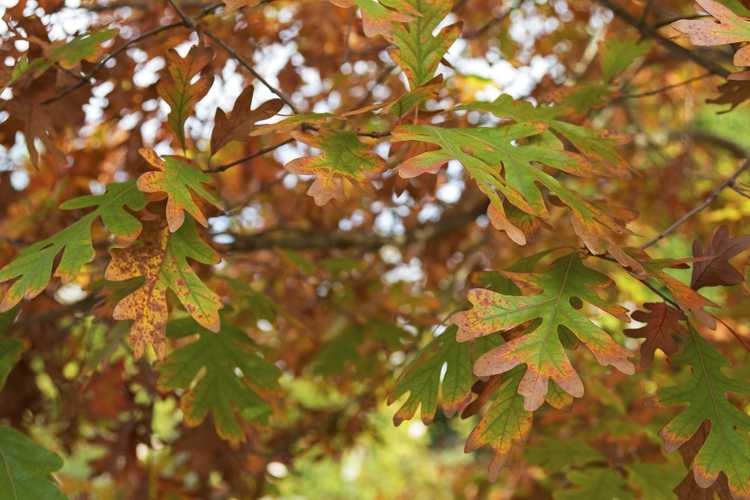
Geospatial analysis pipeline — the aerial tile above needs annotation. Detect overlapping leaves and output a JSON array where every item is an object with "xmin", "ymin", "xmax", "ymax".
[
  {"xmin": 158, "ymin": 317, "xmax": 280, "ymax": 444},
  {"xmin": 0, "ymin": 181, "xmax": 146, "ymax": 312},
  {"xmin": 388, "ymin": 325, "xmax": 501, "ymax": 425},
  {"xmin": 392, "ymin": 115, "xmax": 625, "ymax": 246},
  {"xmin": 453, "ymin": 253, "xmax": 634, "ymax": 411},
  {"xmin": 105, "ymin": 219, "xmax": 222, "ymax": 359},
  {"xmin": 659, "ymin": 327, "xmax": 750, "ymax": 498},
  {"xmin": 285, "ymin": 130, "xmax": 385, "ymax": 205}
]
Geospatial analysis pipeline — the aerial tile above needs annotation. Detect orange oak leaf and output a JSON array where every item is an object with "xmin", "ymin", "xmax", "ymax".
[
  {"xmin": 105, "ymin": 220, "xmax": 222, "ymax": 359},
  {"xmin": 672, "ymin": 0, "xmax": 750, "ymax": 67},
  {"xmin": 137, "ymin": 149, "xmax": 223, "ymax": 232},
  {"xmin": 625, "ymin": 302, "xmax": 685, "ymax": 369}
]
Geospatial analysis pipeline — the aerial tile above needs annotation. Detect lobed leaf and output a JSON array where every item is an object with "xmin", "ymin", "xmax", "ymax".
[
  {"xmin": 105, "ymin": 219, "xmax": 222, "ymax": 359},
  {"xmin": 137, "ymin": 149, "xmax": 223, "ymax": 232},
  {"xmin": 659, "ymin": 327, "xmax": 750, "ymax": 498},
  {"xmin": 157, "ymin": 46, "xmax": 214, "ymax": 150},
  {"xmin": 285, "ymin": 130, "xmax": 385, "ymax": 206},
  {"xmin": 158, "ymin": 317, "xmax": 280, "ymax": 444},
  {"xmin": 0, "ymin": 181, "xmax": 147, "ymax": 312},
  {"xmin": 388, "ymin": 325, "xmax": 501, "ymax": 425},
  {"xmin": 453, "ymin": 253, "xmax": 634, "ymax": 411}
]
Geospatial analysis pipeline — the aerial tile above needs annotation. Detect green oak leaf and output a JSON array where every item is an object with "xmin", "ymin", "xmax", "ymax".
[
  {"xmin": 284, "ymin": 130, "xmax": 385, "ymax": 206},
  {"xmin": 0, "ymin": 426, "xmax": 67, "ymax": 500},
  {"xmin": 137, "ymin": 150, "xmax": 223, "ymax": 232},
  {"xmin": 554, "ymin": 467, "xmax": 633, "ymax": 500},
  {"xmin": 0, "ymin": 181, "xmax": 147, "ymax": 312},
  {"xmin": 453, "ymin": 253, "xmax": 634, "ymax": 411},
  {"xmin": 49, "ymin": 29, "xmax": 117, "ymax": 69},
  {"xmin": 525, "ymin": 438, "xmax": 604, "ymax": 472},
  {"xmin": 388, "ymin": 0, "xmax": 460, "ymax": 88},
  {"xmin": 659, "ymin": 327, "xmax": 750, "ymax": 498},
  {"xmin": 465, "ymin": 367, "xmax": 532, "ymax": 479},
  {"xmin": 388, "ymin": 324, "xmax": 502, "ymax": 425},
  {"xmin": 158, "ymin": 317, "xmax": 280, "ymax": 443}
]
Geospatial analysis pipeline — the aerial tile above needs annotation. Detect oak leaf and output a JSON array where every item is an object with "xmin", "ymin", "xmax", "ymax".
[
  {"xmin": 388, "ymin": 325, "xmax": 501, "ymax": 425},
  {"xmin": 691, "ymin": 225, "xmax": 750, "ymax": 289},
  {"xmin": 660, "ymin": 327, "xmax": 750, "ymax": 498},
  {"xmin": 453, "ymin": 253, "xmax": 634, "ymax": 411},
  {"xmin": 210, "ymin": 84, "xmax": 283, "ymax": 155},
  {"xmin": 0, "ymin": 181, "xmax": 147, "ymax": 312},
  {"xmin": 158, "ymin": 317, "xmax": 280, "ymax": 444},
  {"xmin": 625, "ymin": 302, "xmax": 685, "ymax": 369},
  {"xmin": 285, "ymin": 130, "xmax": 385, "ymax": 206},
  {"xmin": 137, "ymin": 149, "xmax": 223, "ymax": 232},
  {"xmin": 157, "ymin": 46, "xmax": 214, "ymax": 150},
  {"xmin": 105, "ymin": 219, "xmax": 222, "ymax": 359},
  {"xmin": 0, "ymin": 426, "xmax": 67, "ymax": 500}
]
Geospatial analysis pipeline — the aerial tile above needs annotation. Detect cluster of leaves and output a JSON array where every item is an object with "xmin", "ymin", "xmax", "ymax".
[{"xmin": 0, "ymin": 0, "xmax": 749, "ymax": 498}]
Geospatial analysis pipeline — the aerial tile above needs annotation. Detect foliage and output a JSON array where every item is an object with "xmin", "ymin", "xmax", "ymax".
[{"xmin": 1, "ymin": 0, "xmax": 750, "ymax": 498}]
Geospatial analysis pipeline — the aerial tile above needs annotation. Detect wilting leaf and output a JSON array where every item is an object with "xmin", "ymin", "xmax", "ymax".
[
  {"xmin": 0, "ymin": 426, "xmax": 67, "ymax": 500},
  {"xmin": 210, "ymin": 85, "xmax": 283, "ymax": 155},
  {"xmin": 672, "ymin": 0, "xmax": 750, "ymax": 67},
  {"xmin": 105, "ymin": 219, "xmax": 222, "ymax": 359},
  {"xmin": 464, "ymin": 367, "xmax": 532, "ymax": 480},
  {"xmin": 137, "ymin": 149, "xmax": 223, "ymax": 232},
  {"xmin": 388, "ymin": 325, "xmax": 502, "ymax": 425},
  {"xmin": 0, "ymin": 181, "xmax": 147, "ymax": 312},
  {"xmin": 453, "ymin": 253, "xmax": 634, "ymax": 411},
  {"xmin": 48, "ymin": 29, "xmax": 117, "ymax": 69},
  {"xmin": 660, "ymin": 327, "xmax": 750, "ymax": 498},
  {"xmin": 554, "ymin": 467, "xmax": 633, "ymax": 500},
  {"xmin": 388, "ymin": 0, "xmax": 460, "ymax": 88},
  {"xmin": 691, "ymin": 225, "xmax": 750, "ymax": 289},
  {"xmin": 625, "ymin": 302, "xmax": 685, "ymax": 369},
  {"xmin": 157, "ymin": 46, "xmax": 214, "ymax": 150},
  {"xmin": 158, "ymin": 317, "xmax": 280, "ymax": 444},
  {"xmin": 285, "ymin": 130, "xmax": 385, "ymax": 205}
]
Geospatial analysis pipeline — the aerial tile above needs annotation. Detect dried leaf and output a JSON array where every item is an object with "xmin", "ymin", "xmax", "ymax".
[
  {"xmin": 691, "ymin": 225, "xmax": 750, "ymax": 289},
  {"xmin": 210, "ymin": 85, "xmax": 283, "ymax": 154},
  {"xmin": 625, "ymin": 302, "xmax": 685, "ymax": 369}
]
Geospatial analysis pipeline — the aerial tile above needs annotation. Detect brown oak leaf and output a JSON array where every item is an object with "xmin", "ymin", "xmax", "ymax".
[
  {"xmin": 625, "ymin": 302, "xmax": 685, "ymax": 369},
  {"xmin": 691, "ymin": 225, "xmax": 750, "ymax": 290}
]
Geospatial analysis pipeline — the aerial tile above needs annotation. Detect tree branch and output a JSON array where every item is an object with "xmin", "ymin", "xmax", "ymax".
[
  {"xmin": 206, "ymin": 138, "xmax": 294, "ymax": 173},
  {"xmin": 199, "ymin": 29, "xmax": 298, "ymax": 113},
  {"xmin": 595, "ymin": 0, "xmax": 730, "ymax": 78},
  {"xmin": 42, "ymin": 2, "xmax": 224, "ymax": 105},
  {"xmin": 641, "ymin": 159, "xmax": 750, "ymax": 249},
  {"xmin": 225, "ymin": 200, "xmax": 488, "ymax": 252}
]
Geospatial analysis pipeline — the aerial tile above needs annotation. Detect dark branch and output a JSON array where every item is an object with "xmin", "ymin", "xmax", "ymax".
[{"xmin": 595, "ymin": 0, "xmax": 730, "ymax": 78}]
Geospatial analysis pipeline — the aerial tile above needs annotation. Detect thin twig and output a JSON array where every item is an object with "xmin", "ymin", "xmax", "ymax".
[
  {"xmin": 42, "ymin": 2, "xmax": 224, "ymax": 105},
  {"xmin": 206, "ymin": 138, "xmax": 294, "ymax": 173},
  {"xmin": 616, "ymin": 72, "xmax": 713, "ymax": 100},
  {"xmin": 641, "ymin": 159, "xmax": 750, "ymax": 249},
  {"xmin": 595, "ymin": 0, "xmax": 730, "ymax": 78},
  {"xmin": 199, "ymin": 29, "xmax": 298, "ymax": 113}
]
